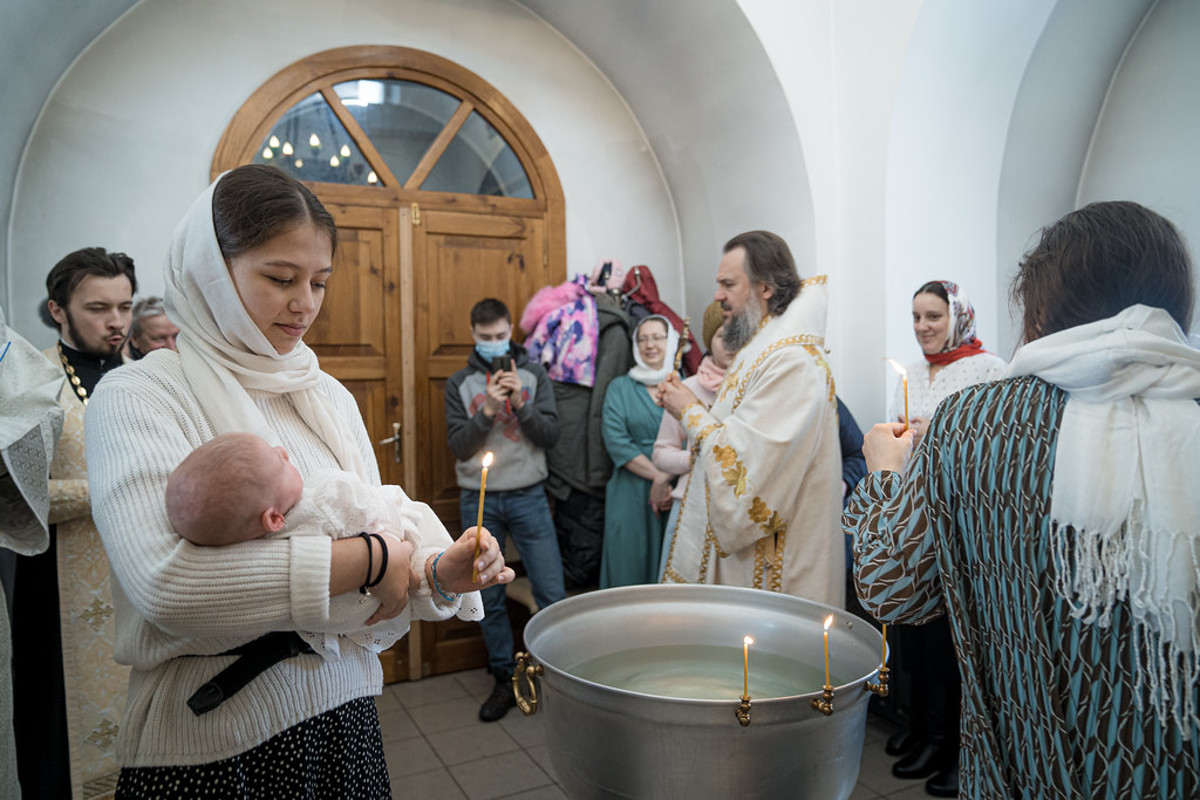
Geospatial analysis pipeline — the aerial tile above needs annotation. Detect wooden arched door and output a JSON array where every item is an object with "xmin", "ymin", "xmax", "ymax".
[{"xmin": 213, "ymin": 46, "xmax": 566, "ymax": 679}]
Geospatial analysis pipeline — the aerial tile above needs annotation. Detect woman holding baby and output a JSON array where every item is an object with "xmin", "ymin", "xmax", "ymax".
[{"xmin": 85, "ymin": 164, "xmax": 513, "ymax": 798}]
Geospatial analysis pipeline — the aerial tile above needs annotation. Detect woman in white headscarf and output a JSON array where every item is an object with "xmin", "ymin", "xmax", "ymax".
[
  {"xmin": 85, "ymin": 165, "xmax": 512, "ymax": 798},
  {"xmin": 847, "ymin": 201, "xmax": 1200, "ymax": 798},
  {"xmin": 599, "ymin": 315, "xmax": 679, "ymax": 588}
]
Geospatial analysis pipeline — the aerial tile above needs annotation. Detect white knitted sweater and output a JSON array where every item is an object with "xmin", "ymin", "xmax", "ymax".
[{"xmin": 84, "ymin": 351, "xmax": 469, "ymax": 767}]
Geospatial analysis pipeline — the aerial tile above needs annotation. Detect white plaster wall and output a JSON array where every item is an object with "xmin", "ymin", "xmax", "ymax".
[
  {"xmin": 520, "ymin": 0, "xmax": 816, "ymax": 355},
  {"xmin": 996, "ymin": 0, "xmax": 1153, "ymax": 356},
  {"xmin": 9, "ymin": 0, "xmax": 680, "ymax": 347},
  {"xmin": 1078, "ymin": 0, "xmax": 1200, "ymax": 331},
  {"xmin": 882, "ymin": 0, "xmax": 1056, "ymax": 416},
  {"xmin": 738, "ymin": 0, "xmax": 923, "ymax": 423}
]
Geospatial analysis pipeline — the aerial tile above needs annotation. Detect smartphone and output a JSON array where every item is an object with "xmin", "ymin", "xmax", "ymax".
[{"xmin": 491, "ymin": 355, "xmax": 513, "ymax": 373}]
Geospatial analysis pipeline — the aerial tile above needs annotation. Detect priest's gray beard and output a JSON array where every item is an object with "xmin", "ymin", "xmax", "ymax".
[{"xmin": 723, "ymin": 299, "xmax": 763, "ymax": 352}]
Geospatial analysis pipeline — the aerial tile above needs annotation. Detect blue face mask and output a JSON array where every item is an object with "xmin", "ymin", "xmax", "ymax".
[{"xmin": 475, "ymin": 338, "xmax": 510, "ymax": 360}]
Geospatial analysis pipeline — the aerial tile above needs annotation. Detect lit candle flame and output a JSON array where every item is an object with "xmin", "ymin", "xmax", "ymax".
[
  {"xmin": 883, "ymin": 358, "xmax": 907, "ymax": 378},
  {"xmin": 482, "ymin": 451, "xmax": 495, "ymax": 469},
  {"xmin": 744, "ymin": 635, "xmax": 754, "ymax": 646}
]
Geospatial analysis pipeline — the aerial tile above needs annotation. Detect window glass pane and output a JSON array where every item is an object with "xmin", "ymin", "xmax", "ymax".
[
  {"xmin": 422, "ymin": 111, "xmax": 534, "ymax": 198},
  {"xmin": 333, "ymin": 79, "xmax": 462, "ymax": 186},
  {"xmin": 253, "ymin": 93, "xmax": 376, "ymax": 185}
]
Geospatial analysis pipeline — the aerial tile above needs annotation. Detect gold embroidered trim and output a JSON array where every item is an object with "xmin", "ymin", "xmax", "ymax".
[
  {"xmin": 749, "ymin": 496, "xmax": 786, "ymax": 535},
  {"xmin": 80, "ymin": 597, "xmax": 114, "ymax": 631},
  {"xmin": 713, "ymin": 444, "xmax": 748, "ymax": 496},
  {"xmin": 802, "ymin": 343, "xmax": 837, "ymax": 404},
  {"xmin": 692, "ymin": 422, "xmax": 721, "ymax": 446},
  {"xmin": 752, "ymin": 538, "xmax": 766, "ymax": 590},
  {"xmin": 800, "ymin": 274, "xmax": 828, "ymax": 288},
  {"xmin": 770, "ymin": 530, "xmax": 786, "ymax": 592},
  {"xmin": 84, "ymin": 718, "xmax": 119, "ymax": 749},
  {"xmin": 717, "ymin": 360, "xmax": 743, "ymax": 405},
  {"xmin": 732, "ymin": 333, "xmax": 826, "ymax": 410}
]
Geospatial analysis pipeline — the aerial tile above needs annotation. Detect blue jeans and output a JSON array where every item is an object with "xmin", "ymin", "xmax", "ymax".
[{"xmin": 459, "ymin": 484, "xmax": 565, "ymax": 676}]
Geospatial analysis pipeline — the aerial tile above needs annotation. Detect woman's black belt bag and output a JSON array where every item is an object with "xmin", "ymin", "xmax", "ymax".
[{"xmin": 187, "ymin": 631, "xmax": 314, "ymax": 716}]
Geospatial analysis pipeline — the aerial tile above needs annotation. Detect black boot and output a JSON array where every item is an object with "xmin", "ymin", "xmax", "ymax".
[
  {"xmin": 892, "ymin": 740, "xmax": 952, "ymax": 780},
  {"xmin": 886, "ymin": 729, "xmax": 919, "ymax": 756},
  {"xmin": 925, "ymin": 762, "xmax": 959, "ymax": 797},
  {"xmin": 479, "ymin": 669, "xmax": 516, "ymax": 722}
]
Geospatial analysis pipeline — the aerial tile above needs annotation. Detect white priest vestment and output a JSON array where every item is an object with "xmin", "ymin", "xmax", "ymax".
[{"xmin": 662, "ymin": 276, "xmax": 844, "ymax": 605}]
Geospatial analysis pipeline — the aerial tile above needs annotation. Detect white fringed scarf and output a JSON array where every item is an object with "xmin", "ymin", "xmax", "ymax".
[
  {"xmin": 162, "ymin": 178, "xmax": 368, "ymax": 479},
  {"xmin": 1006, "ymin": 304, "xmax": 1200, "ymax": 734}
]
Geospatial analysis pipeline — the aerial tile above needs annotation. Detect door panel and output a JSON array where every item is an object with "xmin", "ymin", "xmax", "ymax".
[
  {"xmin": 310, "ymin": 204, "xmax": 405, "ymax": 487},
  {"xmin": 414, "ymin": 209, "xmax": 548, "ymax": 529},
  {"xmin": 409, "ymin": 207, "xmax": 550, "ymax": 678},
  {"xmin": 304, "ymin": 204, "xmax": 415, "ymax": 680}
]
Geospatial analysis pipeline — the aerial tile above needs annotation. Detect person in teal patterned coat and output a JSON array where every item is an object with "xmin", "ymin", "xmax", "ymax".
[{"xmin": 846, "ymin": 201, "xmax": 1200, "ymax": 798}]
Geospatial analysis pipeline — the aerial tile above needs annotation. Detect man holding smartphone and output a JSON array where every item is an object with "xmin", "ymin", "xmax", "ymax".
[{"xmin": 444, "ymin": 298, "xmax": 565, "ymax": 721}]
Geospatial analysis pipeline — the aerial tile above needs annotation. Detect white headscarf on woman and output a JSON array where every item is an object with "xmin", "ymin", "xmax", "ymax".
[
  {"xmin": 627, "ymin": 314, "xmax": 679, "ymax": 386},
  {"xmin": 162, "ymin": 176, "xmax": 368, "ymax": 479}
]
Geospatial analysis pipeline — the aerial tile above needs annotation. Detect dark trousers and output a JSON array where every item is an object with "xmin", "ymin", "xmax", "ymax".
[
  {"xmin": 460, "ymin": 485, "xmax": 566, "ymax": 676},
  {"xmin": 11, "ymin": 528, "xmax": 72, "ymax": 798},
  {"xmin": 896, "ymin": 616, "xmax": 961, "ymax": 748}
]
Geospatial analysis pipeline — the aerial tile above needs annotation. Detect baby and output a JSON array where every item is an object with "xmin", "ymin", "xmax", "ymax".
[{"xmin": 165, "ymin": 431, "xmax": 444, "ymax": 658}]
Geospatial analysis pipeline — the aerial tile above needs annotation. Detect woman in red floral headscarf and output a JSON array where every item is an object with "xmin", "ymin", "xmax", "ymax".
[
  {"xmin": 881, "ymin": 279, "xmax": 1006, "ymax": 796},
  {"xmin": 892, "ymin": 280, "xmax": 1007, "ymax": 447}
]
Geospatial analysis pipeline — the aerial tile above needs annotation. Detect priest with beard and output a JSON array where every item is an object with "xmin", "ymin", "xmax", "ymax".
[
  {"xmin": 11, "ymin": 247, "xmax": 134, "ymax": 799},
  {"xmin": 657, "ymin": 231, "xmax": 843, "ymax": 605}
]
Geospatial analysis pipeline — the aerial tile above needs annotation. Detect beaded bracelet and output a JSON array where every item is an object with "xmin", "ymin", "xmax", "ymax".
[{"xmin": 431, "ymin": 551, "xmax": 460, "ymax": 603}]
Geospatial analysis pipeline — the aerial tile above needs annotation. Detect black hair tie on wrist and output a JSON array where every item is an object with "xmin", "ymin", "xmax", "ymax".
[
  {"xmin": 357, "ymin": 532, "xmax": 373, "ymax": 595},
  {"xmin": 363, "ymin": 533, "xmax": 389, "ymax": 594}
]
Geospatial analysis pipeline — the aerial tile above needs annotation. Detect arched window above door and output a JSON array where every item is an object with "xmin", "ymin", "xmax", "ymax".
[{"xmin": 227, "ymin": 49, "xmax": 539, "ymax": 199}]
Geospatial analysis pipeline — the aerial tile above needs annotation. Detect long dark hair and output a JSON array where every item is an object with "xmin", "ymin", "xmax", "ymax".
[
  {"xmin": 212, "ymin": 164, "xmax": 337, "ymax": 260},
  {"xmin": 1012, "ymin": 201, "xmax": 1193, "ymax": 342}
]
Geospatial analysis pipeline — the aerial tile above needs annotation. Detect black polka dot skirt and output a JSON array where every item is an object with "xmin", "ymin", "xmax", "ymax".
[{"xmin": 115, "ymin": 696, "xmax": 390, "ymax": 799}]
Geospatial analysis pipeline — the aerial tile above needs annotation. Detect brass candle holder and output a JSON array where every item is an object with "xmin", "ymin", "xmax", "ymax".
[
  {"xmin": 865, "ymin": 664, "xmax": 890, "ymax": 697},
  {"xmin": 735, "ymin": 695, "xmax": 752, "ymax": 726},
  {"xmin": 810, "ymin": 684, "xmax": 835, "ymax": 716}
]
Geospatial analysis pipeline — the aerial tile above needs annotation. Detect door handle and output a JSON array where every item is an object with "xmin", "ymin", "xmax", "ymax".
[{"xmin": 377, "ymin": 422, "xmax": 401, "ymax": 463}]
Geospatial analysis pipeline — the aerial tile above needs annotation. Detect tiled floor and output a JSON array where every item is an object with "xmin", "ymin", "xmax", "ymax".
[{"xmin": 377, "ymin": 669, "xmax": 939, "ymax": 799}]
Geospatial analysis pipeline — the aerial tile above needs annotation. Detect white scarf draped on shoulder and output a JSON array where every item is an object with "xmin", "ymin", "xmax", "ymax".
[
  {"xmin": 162, "ymin": 178, "xmax": 368, "ymax": 479},
  {"xmin": 1006, "ymin": 303, "xmax": 1200, "ymax": 735}
]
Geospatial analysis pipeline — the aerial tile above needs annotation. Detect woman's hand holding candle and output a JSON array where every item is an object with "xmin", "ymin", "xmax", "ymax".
[
  {"xmin": 862, "ymin": 422, "xmax": 914, "ymax": 474},
  {"xmin": 427, "ymin": 527, "xmax": 515, "ymax": 596}
]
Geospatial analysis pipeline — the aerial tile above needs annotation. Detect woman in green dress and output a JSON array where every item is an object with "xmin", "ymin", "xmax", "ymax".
[{"xmin": 599, "ymin": 315, "xmax": 679, "ymax": 587}]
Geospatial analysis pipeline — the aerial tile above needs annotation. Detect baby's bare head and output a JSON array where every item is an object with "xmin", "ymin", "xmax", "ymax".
[{"xmin": 166, "ymin": 432, "xmax": 300, "ymax": 545}]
